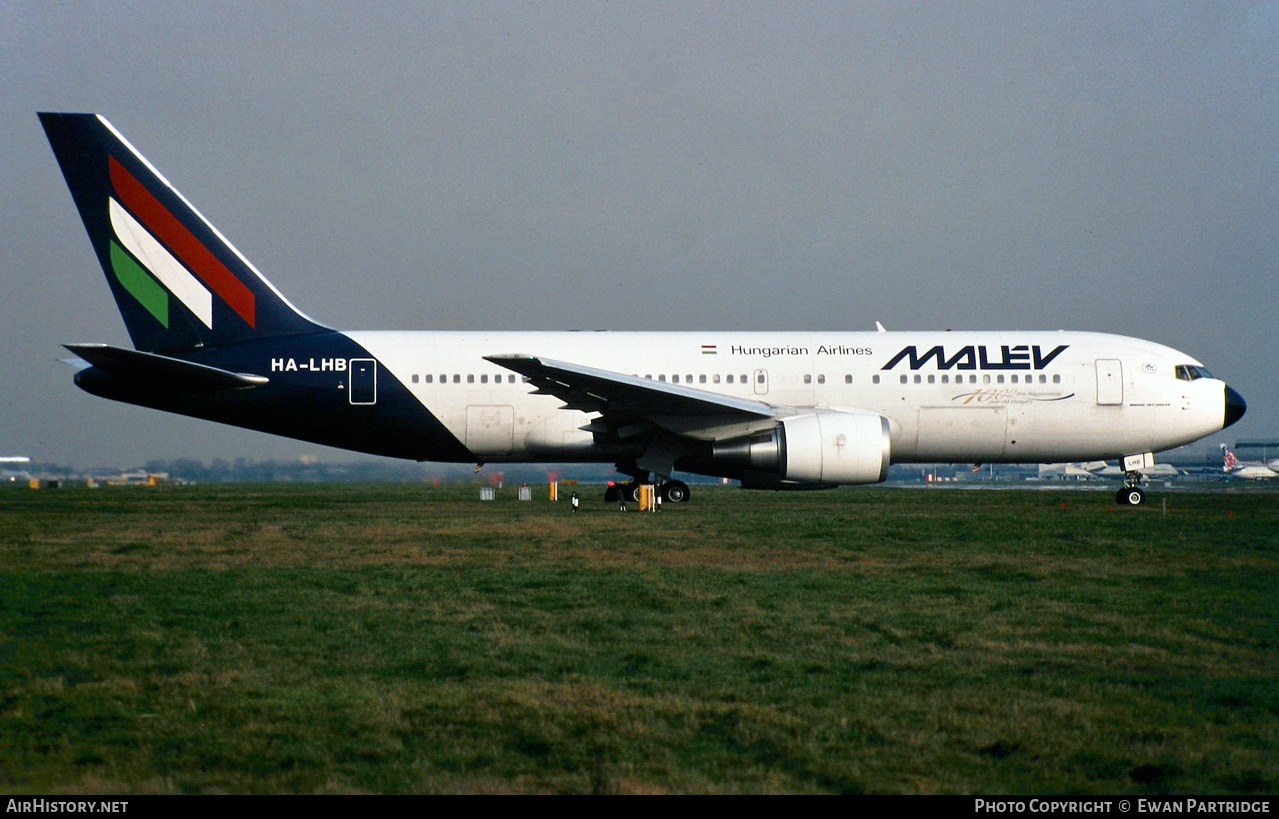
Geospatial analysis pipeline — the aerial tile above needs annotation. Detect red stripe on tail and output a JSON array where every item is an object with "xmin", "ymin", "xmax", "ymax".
[{"xmin": 109, "ymin": 156, "xmax": 256, "ymax": 328}]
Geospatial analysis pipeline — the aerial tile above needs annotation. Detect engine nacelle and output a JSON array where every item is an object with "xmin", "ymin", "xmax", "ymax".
[{"xmin": 712, "ymin": 411, "xmax": 891, "ymax": 486}]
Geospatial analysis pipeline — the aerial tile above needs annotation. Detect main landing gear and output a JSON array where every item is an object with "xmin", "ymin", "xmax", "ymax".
[
  {"xmin": 603, "ymin": 478, "xmax": 691, "ymax": 504},
  {"xmin": 661, "ymin": 481, "xmax": 690, "ymax": 503},
  {"xmin": 1116, "ymin": 471, "xmax": 1146, "ymax": 506}
]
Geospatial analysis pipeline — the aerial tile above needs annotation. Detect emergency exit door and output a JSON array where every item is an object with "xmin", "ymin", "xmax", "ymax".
[{"xmin": 349, "ymin": 358, "xmax": 377, "ymax": 405}]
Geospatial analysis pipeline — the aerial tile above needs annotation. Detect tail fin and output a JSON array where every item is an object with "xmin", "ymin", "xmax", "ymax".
[
  {"xmin": 1221, "ymin": 445, "xmax": 1240, "ymax": 473},
  {"xmin": 39, "ymin": 113, "xmax": 327, "ymax": 353}
]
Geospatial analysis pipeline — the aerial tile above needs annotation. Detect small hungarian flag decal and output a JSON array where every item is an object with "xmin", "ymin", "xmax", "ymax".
[{"xmin": 701, "ymin": 344, "xmax": 717, "ymax": 355}]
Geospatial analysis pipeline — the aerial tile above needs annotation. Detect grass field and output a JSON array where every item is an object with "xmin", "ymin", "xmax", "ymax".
[{"xmin": 0, "ymin": 482, "xmax": 1275, "ymax": 794}]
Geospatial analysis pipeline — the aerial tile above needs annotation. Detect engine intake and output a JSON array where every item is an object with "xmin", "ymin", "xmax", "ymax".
[{"xmin": 712, "ymin": 412, "xmax": 891, "ymax": 486}]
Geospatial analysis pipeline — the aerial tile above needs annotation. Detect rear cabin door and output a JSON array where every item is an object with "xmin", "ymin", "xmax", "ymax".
[{"xmin": 349, "ymin": 358, "xmax": 377, "ymax": 405}]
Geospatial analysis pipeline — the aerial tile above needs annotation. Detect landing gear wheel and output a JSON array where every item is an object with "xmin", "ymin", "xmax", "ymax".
[
  {"xmin": 661, "ymin": 480, "xmax": 690, "ymax": 503},
  {"xmin": 628, "ymin": 483, "xmax": 643, "ymax": 503},
  {"xmin": 1117, "ymin": 487, "xmax": 1145, "ymax": 506}
]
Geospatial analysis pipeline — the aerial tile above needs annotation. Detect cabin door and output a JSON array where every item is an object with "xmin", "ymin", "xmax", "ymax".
[
  {"xmin": 349, "ymin": 358, "xmax": 377, "ymax": 405},
  {"xmin": 1095, "ymin": 359, "xmax": 1123, "ymax": 406}
]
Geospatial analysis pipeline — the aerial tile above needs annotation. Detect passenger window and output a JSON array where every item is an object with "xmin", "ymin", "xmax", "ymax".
[
  {"xmin": 817, "ymin": 374, "xmax": 825, "ymax": 384},
  {"xmin": 713, "ymin": 374, "xmax": 721, "ymax": 384},
  {"xmin": 425, "ymin": 374, "xmax": 433, "ymax": 384},
  {"xmin": 453, "ymin": 374, "xmax": 460, "ymax": 384},
  {"xmin": 672, "ymin": 375, "xmax": 680, "ymax": 384},
  {"xmin": 726, "ymin": 375, "xmax": 734, "ymax": 384},
  {"xmin": 480, "ymin": 374, "xmax": 488, "ymax": 384},
  {"xmin": 927, "ymin": 375, "xmax": 935, "ymax": 384},
  {"xmin": 700, "ymin": 375, "xmax": 707, "ymax": 384},
  {"xmin": 804, "ymin": 374, "xmax": 812, "ymax": 384},
  {"xmin": 411, "ymin": 374, "xmax": 419, "ymax": 384},
  {"xmin": 872, "ymin": 374, "xmax": 880, "ymax": 384}
]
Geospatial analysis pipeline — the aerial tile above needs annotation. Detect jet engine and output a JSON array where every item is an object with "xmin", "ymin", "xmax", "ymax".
[{"xmin": 712, "ymin": 411, "xmax": 891, "ymax": 486}]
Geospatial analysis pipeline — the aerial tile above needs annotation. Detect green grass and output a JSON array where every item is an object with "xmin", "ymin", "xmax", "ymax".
[{"xmin": 0, "ymin": 483, "xmax": 1274, "ymax": 793}]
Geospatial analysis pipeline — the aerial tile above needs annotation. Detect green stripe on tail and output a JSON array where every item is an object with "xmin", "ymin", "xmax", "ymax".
[{"xmin": 109, "ymin": 241, "xmax": 168, "ymax": 327}]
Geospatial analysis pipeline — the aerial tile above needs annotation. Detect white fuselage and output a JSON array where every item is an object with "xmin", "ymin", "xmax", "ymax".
[
  {"xmin": 1227, "ymin": 464, "xmax": 1279, "ymax": 479},
  {"xmin": 347, "ymin": 330, "xmax": 1230, "ymax": 465}
]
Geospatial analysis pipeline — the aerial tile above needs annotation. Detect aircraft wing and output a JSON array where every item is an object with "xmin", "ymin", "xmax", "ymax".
[
  {"xmin": 485, "ymin": 353, "xmax": 888, "ymax": 482},
  {"xmin": 485, "ymin": 354, "xmax": 778, "ymax": 422}
]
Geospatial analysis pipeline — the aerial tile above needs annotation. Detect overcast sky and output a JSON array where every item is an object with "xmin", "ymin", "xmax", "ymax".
[{"xmin": 3, "ymin": 2, "xmax": 1276, "ymax": 468}]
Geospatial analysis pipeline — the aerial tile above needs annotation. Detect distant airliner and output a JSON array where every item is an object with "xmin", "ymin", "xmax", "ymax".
[
  {"xmin": 39, "ymin": 113, "xmax": 1245, "ymax": 506},
  {"xmin": 1041, "ymin": 460, "xmax": 1181, "ymax": 480},
  {"xmin": 1220, "ymin": 445, "xmax": 1278, "ymax": 479}
]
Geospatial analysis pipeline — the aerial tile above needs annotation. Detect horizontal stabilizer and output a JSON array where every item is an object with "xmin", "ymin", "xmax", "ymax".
[
  {"xmin": 59, "ymin": 356, "xmax": 92, "ymax": 371},
  {"xmin": 64, "ymin": 343, "xmax": 268, "ymax": 391}
]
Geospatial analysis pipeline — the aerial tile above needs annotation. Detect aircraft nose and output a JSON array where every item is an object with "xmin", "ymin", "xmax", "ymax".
[{"xmin": 1224, "ymin": 385, "xmax": 1247, "ymax": 429}]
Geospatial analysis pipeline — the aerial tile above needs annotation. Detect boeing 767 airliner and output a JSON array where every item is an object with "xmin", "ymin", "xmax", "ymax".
[{"xmin": 39, "ymin": 113, "xmax": 1246, "ymax": 505}]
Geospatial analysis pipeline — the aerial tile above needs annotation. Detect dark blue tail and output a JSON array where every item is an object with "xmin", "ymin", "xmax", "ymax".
[{"xmin": 40, "ymin": 112, "xmax": 328, "ymax": 353}]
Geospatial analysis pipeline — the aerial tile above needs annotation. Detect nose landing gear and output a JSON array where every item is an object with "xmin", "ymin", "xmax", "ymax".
[{"xmin": 1116, "ymin": 471, "xmax": 1146, "ymax": 506}]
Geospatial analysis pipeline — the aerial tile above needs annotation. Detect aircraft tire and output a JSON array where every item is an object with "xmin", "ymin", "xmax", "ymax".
[
  {"xmin": 661, "ymin": 480, "xmax": 690, "ymax": 503},
  {"xmin": 1117, "ymin": 487, "xmax": 1145, "ymax": 506}
]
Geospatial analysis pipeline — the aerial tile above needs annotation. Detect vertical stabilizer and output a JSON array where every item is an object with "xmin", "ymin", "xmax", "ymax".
[{"xmin": 40, "ymin": 112, "xmax": 327, "ymax": 353}]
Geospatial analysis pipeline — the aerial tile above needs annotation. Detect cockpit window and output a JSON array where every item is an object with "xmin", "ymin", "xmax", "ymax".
[{"xmin": 1175, "ymin": 364, "xmax": 1214, "ymax": 381}]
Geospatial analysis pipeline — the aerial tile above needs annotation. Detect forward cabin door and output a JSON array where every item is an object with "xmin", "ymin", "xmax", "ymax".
[{"xmin": 1095, "ymin": 359, "xmax": 1123, "ymax": 406}]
